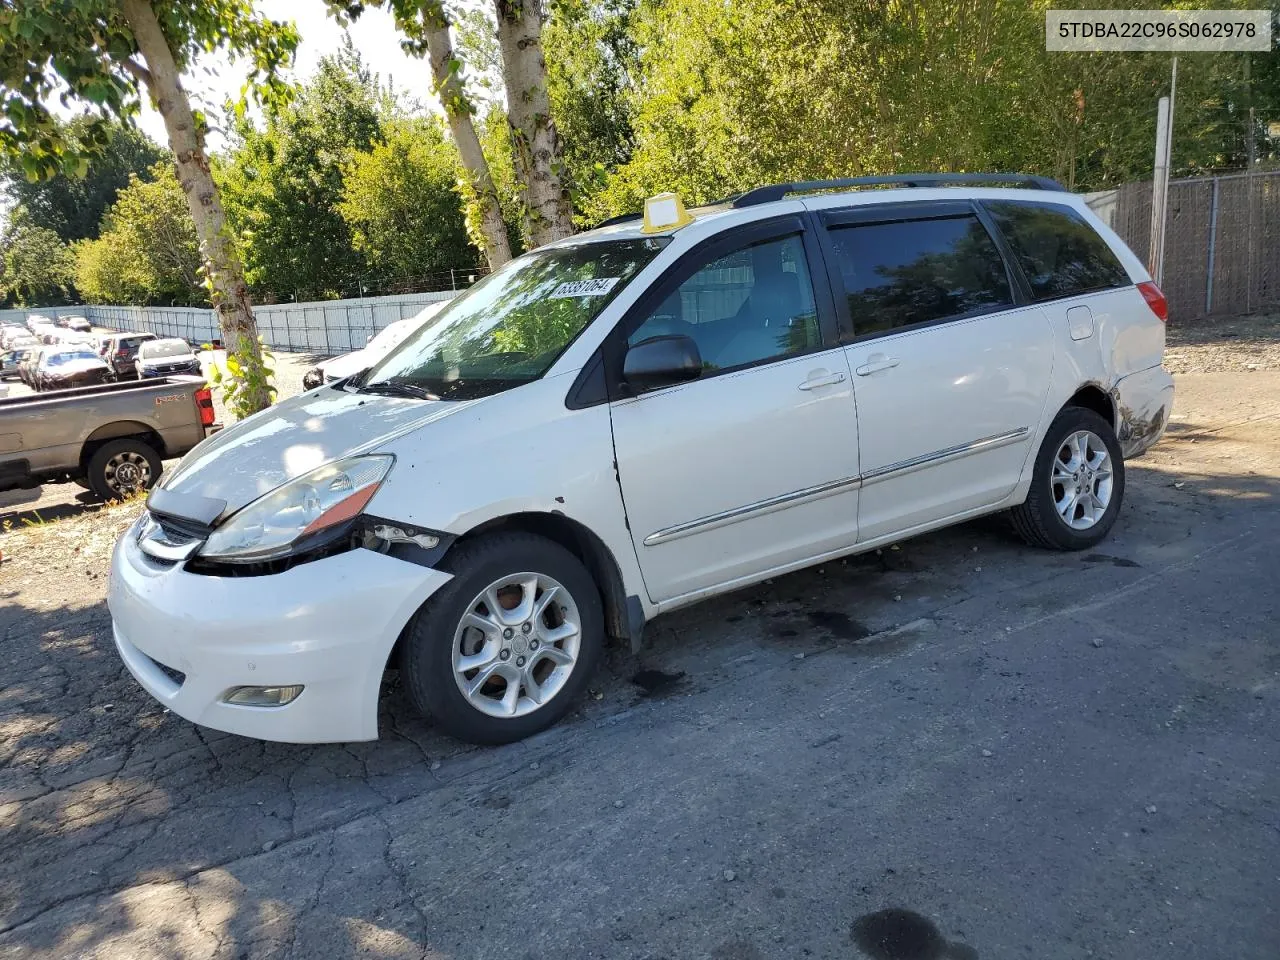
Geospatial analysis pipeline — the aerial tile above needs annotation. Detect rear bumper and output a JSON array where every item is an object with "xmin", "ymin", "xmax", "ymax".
[{"xmin": 1115, "ymin": 365, "xmax": 1174, "ymax": 458}]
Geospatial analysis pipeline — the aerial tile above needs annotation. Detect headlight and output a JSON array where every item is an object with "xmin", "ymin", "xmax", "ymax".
[{"xmin": 199, "ymin": 455, "xmax": 394, "ymax": 563}]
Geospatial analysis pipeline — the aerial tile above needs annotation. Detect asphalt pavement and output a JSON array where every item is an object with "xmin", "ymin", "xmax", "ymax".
[{"xmin": 0, "ymin": 372, "xmax": 1276, "ymax": 959}]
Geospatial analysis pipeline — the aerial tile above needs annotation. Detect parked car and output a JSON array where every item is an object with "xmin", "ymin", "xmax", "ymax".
[
  {"xmin": 25, "ymin": 314, "xmax": 50, "ymax": 331},
  {"xmin": 18, "ymin": 348, "xmax": 42, "ymax": 386},
  {"xmin": 301, "ymin": 302, "xmax": 449, "ymax": 390},
  {"xmin": 1, "ymin": 324, "xmax": 29, "ymax": 349},
  {"xmin": 104, "ymin": 332, "xmax": 158, "ymax": 379},
  {"xmin": 34, "ymin": 347, "xmax": 113, "ymax": 391},
  {"xmin": 136, "ymin": 338, "xmax": 201, "ymax": 378},
  {"xmin": 63, "ymin": 315, "xmax": 92, "ymax": 333},
  {"xmin": 0, "ymin": 375, "xmax": 215, "ymax": 498},
  {"xmin": 0, "ymin": 347, "xmax": 33, "ymax": 380},
  {"xmin": 109, "ymin": 174, "xmax": 1174, "ymax": 747}
]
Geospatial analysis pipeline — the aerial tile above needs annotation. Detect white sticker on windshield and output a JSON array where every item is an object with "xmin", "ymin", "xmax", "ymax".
[{"xmin": 548, "ymin": 277, "xmax": 620, "ymax": 299}]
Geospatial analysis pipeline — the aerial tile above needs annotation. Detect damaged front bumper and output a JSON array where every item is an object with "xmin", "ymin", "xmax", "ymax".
[{"xmin": 1114, "ymin": 364, "xmax": 1175, "ymax": 458}]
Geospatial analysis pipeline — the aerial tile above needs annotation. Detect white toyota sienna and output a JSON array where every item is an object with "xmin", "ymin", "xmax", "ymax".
[{"xmin": 109, "ymin": 175, "xmax": 1175, "ymax": 745}]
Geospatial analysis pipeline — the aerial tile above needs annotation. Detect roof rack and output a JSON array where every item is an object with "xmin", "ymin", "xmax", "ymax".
[
  {"xmin": 732, "ymin": 173, "xmax": 1068, "ymax": 208},
  {"xmin": 594, "ymin": 211, "xmax": 644, "ymax": 228}
]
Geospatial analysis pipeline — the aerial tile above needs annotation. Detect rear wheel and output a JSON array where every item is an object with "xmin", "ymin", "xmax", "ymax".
[
  {"xmin": 1010, "ymin": 406, "xmax": 1125, "ymax": 550},
  {"xmin": 85, "ymin": 438, "xmax": 162, "ymax": 501},
  {"xmin": 399, "ymin": 532, "xmax": 604, "ymax": 745}
]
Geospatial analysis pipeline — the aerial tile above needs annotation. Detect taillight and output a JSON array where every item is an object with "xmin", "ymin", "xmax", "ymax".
[
  {"xmin": 1137, "ymin": 281, "xmax": 1168, "ymax": 323},
  {"xmin": 194, "ymin": 387, "xmax": 216, "ymax": 426}
]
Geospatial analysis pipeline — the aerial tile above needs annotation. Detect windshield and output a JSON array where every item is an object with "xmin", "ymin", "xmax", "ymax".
[
  {"xmin": 363, "ymin": 238, "xmax": 667, "ymax": 400},
  {"xmin": 48, "ymin": 351, "xmax": 98, "ymax": 365},
  {"xmin": 140, "ymin": 339, "xmax": 191, "ymax": 359}
]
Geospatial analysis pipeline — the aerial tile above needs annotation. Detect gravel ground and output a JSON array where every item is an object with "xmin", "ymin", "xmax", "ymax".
[
  {"xmin": 0, "ymin": 329, "xmax": 1277, "ymax": 959},
  {"xmin": 1164, "ymin": 310, "xmax": 1280, "ymax": 374}
]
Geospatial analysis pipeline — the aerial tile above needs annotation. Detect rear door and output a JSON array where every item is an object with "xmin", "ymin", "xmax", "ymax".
[
  {"xmin": 817, "ymin": 202, "xmax": 1054, "ymax": 541},
  {"xmin": 605, "ymin": 216, "xmax": 862, "ymax": 604}
]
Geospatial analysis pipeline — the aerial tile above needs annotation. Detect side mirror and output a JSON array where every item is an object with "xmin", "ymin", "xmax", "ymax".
[{"xmin": 622, "ymin": 335, "xmax": 702, "ymax": 393}]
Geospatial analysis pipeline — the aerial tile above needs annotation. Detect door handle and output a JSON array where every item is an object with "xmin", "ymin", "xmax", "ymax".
[
  {"xmin": 798, "ymin": 371, "xmax": 847, "ymax": 391},
  {"xmin": 855, "ymin": 357, "xmax": 900, "ymax": 376}
]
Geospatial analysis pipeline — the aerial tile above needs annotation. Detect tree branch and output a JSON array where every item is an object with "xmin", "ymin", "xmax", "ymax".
[{"xmin": 120, "ymin": 57, "xmax": 153, "ymax": 90}]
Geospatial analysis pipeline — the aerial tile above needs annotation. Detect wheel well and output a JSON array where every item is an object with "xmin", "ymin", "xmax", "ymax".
[
  {"xmin": 80, "ymin": 422, "xmax": 166, "ymax": 473},
  {"xmin": 1065, "ymin": 385, "xmax": 1115, "ymax": 428},
  {"xmin": 453, "ymin": 512, "xmax": 633, "ymax": 645}
]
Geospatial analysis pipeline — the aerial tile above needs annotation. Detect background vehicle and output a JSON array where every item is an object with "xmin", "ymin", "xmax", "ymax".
[
  {"xmin": 104, "ymin": 332, "xmax": 158, "ymax": 379},
  {"xmin": 1, "ymin": 324, "xmax": 29, "ymax": 349},
  {"xmin": 18, "ymin": 349, "xmax": 42, "ymax": 386},
  {"xmin": 137, "ymin": 338, "xmax": 201, "ymax": 378},
  {"xmin": 1, "ymin": 347, "xmax": 33, "ymax": 380},
  {"xmin": 64, "ymin": 315, "xmax": 92, "ymax": 333},
  {"xmin": 301, "ymin": 302, "xmax": 448, "ymax": 389},
  {"xmin": 34, "ymin": 347, "xmax": 112, "ymax": 391},
  {"xmin": 0, "ymin": 376, "xmax": 215, "ymax": 498}
]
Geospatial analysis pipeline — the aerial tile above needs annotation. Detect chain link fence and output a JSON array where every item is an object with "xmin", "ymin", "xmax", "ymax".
[{"xmin": 1085, "ymin": 170, "xmax": 1279, "ymax": 322}]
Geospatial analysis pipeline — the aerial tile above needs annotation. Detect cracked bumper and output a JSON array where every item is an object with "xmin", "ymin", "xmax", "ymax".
[
  {"xmin": 108, "ymin": 525, "xmax": 451, "ymax": 743},
  {"xmin": 1115, "ymin": 364, "xmax": 1175, "ymax": 459}
]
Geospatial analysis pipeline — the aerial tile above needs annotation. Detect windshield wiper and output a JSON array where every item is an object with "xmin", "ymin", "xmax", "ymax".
[{"xmin": 359, "ymin": 379, "xmax": 440, "ymax": 401}]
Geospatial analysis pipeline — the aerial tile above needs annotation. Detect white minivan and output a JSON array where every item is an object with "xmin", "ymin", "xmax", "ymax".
[{"xmin": 109, "ymin": 175, "xmax": 1174, "ymax": 745}]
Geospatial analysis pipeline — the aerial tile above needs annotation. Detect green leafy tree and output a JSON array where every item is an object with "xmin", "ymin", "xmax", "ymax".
[
  {"xmin": 543, "ymin": 0, "xmax": 638, "ymax": 218},
  {"xmin": 220, "ymin": 45, "xmax": 384, "ymax": 301},
  {"xmin": 0, "ymin": 118, "xmax": 167, "ymax": 243},
  {"xmin": 338, "ymin": 117, "xmax": 478, "ymax": 284},
  {"xmin": 75, "ymin": 163, "xmax": 206, "ymax": 305},
  {"xmin": 0, "ymin": 0, "xmax": 298, "ymax": 415},
  {"xmin": 1, "ymin": 209, "xmax": 76, "ymax": 306}
]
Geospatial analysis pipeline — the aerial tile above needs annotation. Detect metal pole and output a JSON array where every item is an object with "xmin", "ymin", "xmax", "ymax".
[
  {"xmin": 1205, "ymin": 176, "xmax": 1219, "ymax": 316},
  {"xmin": 1157, "ymin": 57, "xmax": 1177, "ymax": 287},
  {"xmin": 1149, "ymin": 95, "xmax": 1171, "ymax": 282}
]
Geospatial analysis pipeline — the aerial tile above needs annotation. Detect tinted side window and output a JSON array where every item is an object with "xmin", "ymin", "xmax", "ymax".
[
  {"xmin": 826, "ymin": 215, "xmax": 1013, "ymax": 338},
  {"xmin": 986, "ymin": 200, "xmax": 1129, "ymax": 301},
  {"xmin": 628, "ymin": 234, "xmax": 820, "ymax": 372}
]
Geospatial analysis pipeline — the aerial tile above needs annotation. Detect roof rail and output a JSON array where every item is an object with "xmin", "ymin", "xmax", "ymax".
[
  {"xmin": 594, "ymin": 211, "xmax": 644, "ymax": 229},
  {"xmin": 732, "ymin": 173, "xmax": 1068, "ymax": 208}
]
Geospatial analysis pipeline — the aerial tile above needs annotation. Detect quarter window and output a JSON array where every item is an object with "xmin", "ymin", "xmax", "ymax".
[
  {"xmin": 628, "ymin": 234, "xmax": 821, "ymax": 372},
  {"xmin": 985, "ymin": 200, "xmax": 1130, "ymax": 301},
  {"xmin": 827, "ymin": 215, "xmax": 1013, "ymax": 337}
]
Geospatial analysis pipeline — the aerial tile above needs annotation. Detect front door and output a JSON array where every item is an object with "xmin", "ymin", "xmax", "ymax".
[
  {"xmin": 819, "ymin": 206, "xmax": 1054, "ymax": 541},
  {"xmin": 608, "ymin": 221, "xmax": 862, "ymax": 604}
]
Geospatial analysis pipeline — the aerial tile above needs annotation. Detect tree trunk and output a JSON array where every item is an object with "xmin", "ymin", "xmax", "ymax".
[
  {"xmin": 120, "ymin": 0, "xmax": 270, "ymax": 415},
  {"xmin": 421, "ymin": 15, "xmax": 513, "ymax": 270},
  {"xmin": 494, "ymin": 0, "xmax": 574, "ymax": 248}
]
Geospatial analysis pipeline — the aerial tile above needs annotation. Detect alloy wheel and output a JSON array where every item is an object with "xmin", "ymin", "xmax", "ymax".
[
  {"xmin": 1050, "ymin": 429, "xmax": 1113, "ymax": 530},
  {"xmin": 451, "ymin": 572, "xmax": 582, "ymax": 719}
]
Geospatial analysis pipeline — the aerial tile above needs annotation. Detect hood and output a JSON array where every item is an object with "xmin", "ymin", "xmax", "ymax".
[
  {"xmin": 320, "ymin": 347, "xmax": 370, "ymax": 381},
  {"xmin": 160, "ymin": 386, "xmax": 472, "ymax": 517},
  {"xmin": 140, "ymin": 352, "xmax": 198, "ymax": 367},
  {"xmin": 49, "ymin": 358, "xmax": 107, "ymax": 376}
]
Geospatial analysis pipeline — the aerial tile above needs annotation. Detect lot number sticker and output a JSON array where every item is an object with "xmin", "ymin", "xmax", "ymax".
[{"xmin": 549, "ymin": 278, "xmax": 620, "ymax": 299}]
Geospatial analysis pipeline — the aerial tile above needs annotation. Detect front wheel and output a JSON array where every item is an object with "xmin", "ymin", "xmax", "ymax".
[
  {"xmin": 1010, "ymin": 406, "xmax": 1125, "ymax": 550},
  {"xmin": 399, "ymin": 532, "xmax": 604, "ymax": 745}
]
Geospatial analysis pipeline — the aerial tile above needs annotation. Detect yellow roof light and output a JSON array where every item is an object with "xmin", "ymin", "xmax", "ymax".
[{"xmin": 641, "ymin": 192, "xmax": 694, "ymax": 234}]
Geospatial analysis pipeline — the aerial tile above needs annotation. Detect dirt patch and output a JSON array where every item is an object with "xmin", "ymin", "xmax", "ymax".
[{"xmin": 1164, "ymin": 311, "xmax": 1280, "ymax": 374}]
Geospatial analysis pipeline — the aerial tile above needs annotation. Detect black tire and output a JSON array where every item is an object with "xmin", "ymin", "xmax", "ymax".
[
  {"xmin": 399, "ymin": 532, "xmax": 605, "ymax": 745},
  {"xmin": 1010, "ymin": 406, "xmax": 1125, "ymax": 550},
  {"xmin": 85, "ymin": 438, "xmax": 162, "ymax": 501}
]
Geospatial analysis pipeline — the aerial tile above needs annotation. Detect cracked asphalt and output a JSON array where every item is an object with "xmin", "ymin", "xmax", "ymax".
[{"xmin": 1, "ymin": 366, "xmax": 1277, "ymax": 960}]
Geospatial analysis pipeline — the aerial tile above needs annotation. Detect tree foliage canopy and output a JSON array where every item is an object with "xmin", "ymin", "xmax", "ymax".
[
  {"xmin": 75, "ymin": 162, "xmax": 205, "ymax": 306},
  {"xmin": 0, "ymin": 208, "xmax": 76, "ymax": 306},
  {"xmin": 0, "ymin": 0, "xmax": 297, "ymax": 179},
  {"xmin": 218, "ymin": 46, "xmax": 388, "ymax": 301},
  {"xmin": 0, "ymin": 118, "xmax": 167, "ymax": 243}
]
